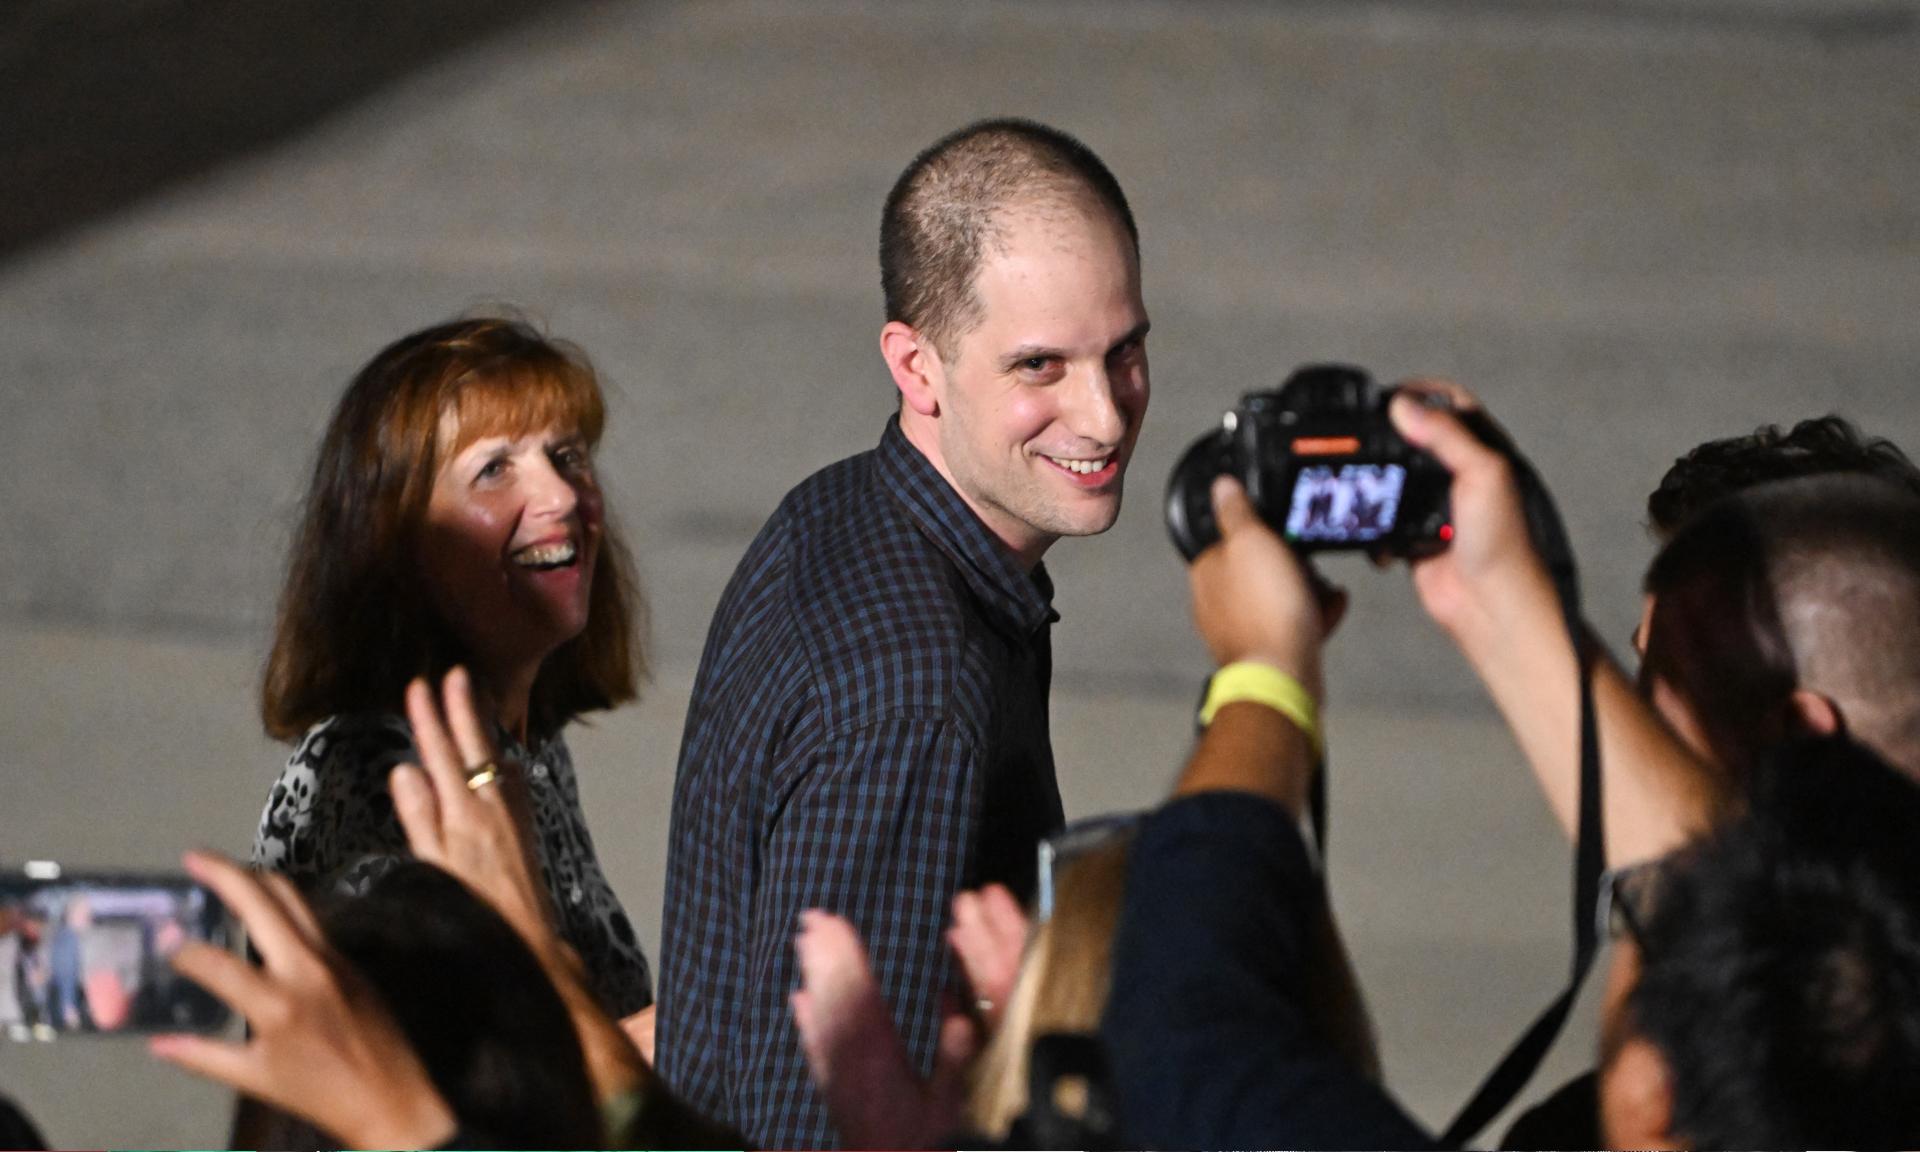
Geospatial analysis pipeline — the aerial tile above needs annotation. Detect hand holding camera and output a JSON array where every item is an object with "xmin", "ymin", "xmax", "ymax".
[
  {"xmin": 1187, "ymin": 477, "xmax": 1334, "ymax": 702},
  {"xmin": 1167, "ymin": 366, "xmax": 1558, "ymax": 664},
  {"xmin": 1383, "ymin": 382, "xmax": 1561, "ymax": 658}
]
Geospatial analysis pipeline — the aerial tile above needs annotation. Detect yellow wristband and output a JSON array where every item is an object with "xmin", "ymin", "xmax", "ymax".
[
  {"xmin": 1199, "ymin": 661, "xmax": 1323, "ymax": 755},
  {"xmin": 602, "ymin": 1088, "xmax": 646, "ymax": 1147}
]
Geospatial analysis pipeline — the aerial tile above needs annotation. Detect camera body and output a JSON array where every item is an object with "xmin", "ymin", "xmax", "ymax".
[{"xmin": 1166, "ymin": 364, "xmax": 1452, "ymax": 561}]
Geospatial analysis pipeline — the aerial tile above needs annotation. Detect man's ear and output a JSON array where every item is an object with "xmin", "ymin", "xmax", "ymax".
[
  {"xmin": 1602, "ymin": 1035, "xmax": 1679, "ymax": 1150},
  {"xmin": 881, "ymin": 321, "xmax": 942, "ymax": 418},
  {"xmin": 1788, "ymin": 688, "xmax": 1845, "ymax": 739}
]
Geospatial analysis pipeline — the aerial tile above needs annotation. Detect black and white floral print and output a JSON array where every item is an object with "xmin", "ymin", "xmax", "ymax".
[{"xmin": 252, "ymin": 713, "xmax": 652, "ymax": 1015}]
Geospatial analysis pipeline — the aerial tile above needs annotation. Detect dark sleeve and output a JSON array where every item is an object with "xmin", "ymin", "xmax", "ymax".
[
  {"xmin": 1102, "ymin": 791, "xmax": 1440, "ymax": 1151},
  {"xmin": 734, "ymin": 715, "xmax": 982, "ymax": 1150}
]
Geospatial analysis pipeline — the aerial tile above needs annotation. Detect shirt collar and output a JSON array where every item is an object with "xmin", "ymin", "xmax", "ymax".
[{"xmin": 877, "ymin": 414, "xmax": 1059, "ymax": 637}]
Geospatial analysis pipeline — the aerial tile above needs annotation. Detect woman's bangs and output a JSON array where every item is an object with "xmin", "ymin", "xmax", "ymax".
[{"xmin": 447, "ymin": 360, "xmax": 606, "ymax": 456}]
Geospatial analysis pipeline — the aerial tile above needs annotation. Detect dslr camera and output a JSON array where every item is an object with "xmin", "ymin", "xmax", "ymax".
[{"xmin": 1166, "ymin": 364, "xmax": 1452, "ymax": 561}]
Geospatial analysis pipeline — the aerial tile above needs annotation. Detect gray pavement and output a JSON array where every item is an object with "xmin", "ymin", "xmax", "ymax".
[{"xmin": 1, "ymin": 0, "xmax": 1916, "ymax": 1146}]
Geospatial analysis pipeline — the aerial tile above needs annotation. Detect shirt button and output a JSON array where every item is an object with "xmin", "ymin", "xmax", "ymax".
[
  {"xmin": 569, "ymin": 885, "xmax": 584, "ymax": 905},
  {"xmin": 532, "ymin": 762, "xmax": 550, "ymax": 780}
]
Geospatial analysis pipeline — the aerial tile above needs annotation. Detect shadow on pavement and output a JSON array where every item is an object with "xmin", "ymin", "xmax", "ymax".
[{"xmin": 0, "ymin": 0, "xmax": 586, "ymax": 267}]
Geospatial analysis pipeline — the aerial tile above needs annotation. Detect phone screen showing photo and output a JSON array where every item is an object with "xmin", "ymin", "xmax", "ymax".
[
  {"xmin": 1, "ymin": 873, "xmax": 230, "ymax": 1039},
  {"xmin": 1284, "ymin": 463, "xmax": 1406, "ymax": 543}
]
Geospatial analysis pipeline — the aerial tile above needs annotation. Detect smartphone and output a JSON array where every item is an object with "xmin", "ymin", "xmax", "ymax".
[{"xmin": 0, "ymin": 864, "xmax": 232, "ymax": 1039}]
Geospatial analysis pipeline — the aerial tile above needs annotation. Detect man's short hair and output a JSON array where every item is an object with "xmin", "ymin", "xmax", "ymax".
[
  {"xmin": 1643, "ymin": 474, "xmax": 1920, "ymax": 775},
  {"xmin": 1627, "ymin": 736, "xmax": 1920, "ymax": 1148},
  {"xmin": 880, "ymin": 117, "xmax": 1138, "ymax": 361},
  {"xmin": 1647, "ymin": 415, "xmax": 1920, "ymax": 537}
]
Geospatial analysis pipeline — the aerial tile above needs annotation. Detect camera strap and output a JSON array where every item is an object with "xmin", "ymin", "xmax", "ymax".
[{"xmin": 1439, "ymin": 441, "xmax": 1605, "ymax": 1147}]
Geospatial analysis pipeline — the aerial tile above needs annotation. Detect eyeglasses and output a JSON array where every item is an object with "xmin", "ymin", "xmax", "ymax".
[
  {"xmin": 1035, "ymin": 812, "xmax": 1142, "ymax": 923},
  {"xmin": 1599, "ymin": 857, "xmax": 1666, "ymax": 949}
]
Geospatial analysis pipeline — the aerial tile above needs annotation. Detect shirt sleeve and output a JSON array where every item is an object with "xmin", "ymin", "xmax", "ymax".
[
  {"xmin": 1103, "ymin": 791, "xmax": 1440, "ymax": 1151},
  {"xmin": 251, "ymin": 716, "xmax": 415, "ymax": 896},
  {"xmin": 733, "ymin": 713, "xmax": 982, "ymax": 1150}
]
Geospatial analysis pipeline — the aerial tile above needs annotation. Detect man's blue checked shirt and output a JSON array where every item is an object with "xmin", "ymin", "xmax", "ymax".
[{"xmin": 655, "ymin": 415, "xmax": 1065, "ymax": 1149}]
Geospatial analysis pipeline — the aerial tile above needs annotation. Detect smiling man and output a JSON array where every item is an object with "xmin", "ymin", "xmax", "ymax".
[{"xmin": 654, "ymin": 119, "xmax": 1148, "ymax": 1148}]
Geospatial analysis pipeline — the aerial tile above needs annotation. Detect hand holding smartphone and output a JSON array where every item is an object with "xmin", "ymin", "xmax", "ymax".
[{"xmin": 1, "ymin": 865, "xmax": 232, "ymax": 1040}]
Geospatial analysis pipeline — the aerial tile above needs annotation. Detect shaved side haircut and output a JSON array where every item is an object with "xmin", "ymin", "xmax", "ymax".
[
  {"xmin": 1645, "ymin": 474, "xmax": 1920, "ymax": 775},
  {"xmin": 880, "ymin": 117, "xmax": 1138, "ymax": 361}
]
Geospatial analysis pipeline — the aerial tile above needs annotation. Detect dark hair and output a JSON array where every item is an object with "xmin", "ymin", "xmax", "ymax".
[
  {"xmin": 1640, "ymin": 494, "xmax": 1798, "ymax": 777},
  {"xmin": 0, "ymin": 1092, "xmax": 47, "ymax": 1151},
  {"xmin": 261, "ymin": 316, "xmax": 645, "ymax": 740},
  {"xmin": 1645, "ymin": 474, "xmax": 1920, "ymax": 774},
  {"xmin": 320, "ymin": 863, "xmax": 603, "ymax": 1149},
  {"xmin": 880, "ymin": 118, "xmax": 1137, "ymax": 360},
  {"xmin": 1647, "ymin": 415, "xmax": 1920, "ymax": 538},
  {"xmin": 1627, "ymin": 736, "xmax": 1920, "ymax": 1148}
]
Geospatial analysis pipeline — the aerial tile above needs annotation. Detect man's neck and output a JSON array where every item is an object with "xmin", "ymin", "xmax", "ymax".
[{"xmin": 897, "ymin": 411, "xmax": 1053, "ymax": 572}]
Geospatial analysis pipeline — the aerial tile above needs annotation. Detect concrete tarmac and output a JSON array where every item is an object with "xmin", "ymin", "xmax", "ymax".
[{"xmin": 1, "ymin": 1, "xmax": 1916, "ymax": 1145}]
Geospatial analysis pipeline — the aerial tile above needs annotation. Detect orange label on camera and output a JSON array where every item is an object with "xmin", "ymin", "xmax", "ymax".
[{"xmin": 1291, "ymin": 436, "xmax": 1361, "ymax": 456}]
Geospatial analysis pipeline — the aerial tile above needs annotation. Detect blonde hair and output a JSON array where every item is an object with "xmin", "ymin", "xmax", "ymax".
[{"xmin": 966, "ymin": 835, "xmax": 1131, "ymax": 1139}]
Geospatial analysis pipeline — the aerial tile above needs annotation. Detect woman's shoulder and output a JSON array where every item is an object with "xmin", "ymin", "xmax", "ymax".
[
  {"xmin": 285, "ymin": 712, "xmax": 417, "ymax": 774},
  {"xmin": 254, "ymin": 712, "xmax": 416, "ymax": 883}
]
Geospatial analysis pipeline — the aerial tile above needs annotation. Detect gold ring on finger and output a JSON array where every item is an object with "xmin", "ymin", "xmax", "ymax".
[{"xmin": 464, "ymin": 762, "xmax": 501, "ymax": 792}]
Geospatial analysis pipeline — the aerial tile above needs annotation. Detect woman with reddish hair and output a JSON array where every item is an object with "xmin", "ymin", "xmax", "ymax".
[{"xmin": 252, "ymin": 316, "xmax": 652, "ymax": 1019}]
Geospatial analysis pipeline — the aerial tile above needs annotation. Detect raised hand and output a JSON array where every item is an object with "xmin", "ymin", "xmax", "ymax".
[
  {"xmin": 389, "ymin": 667, "xmax": 648, "ymax": 1106},
  {"xmin": 946, "ymin": 884, "xmax": 1028, "ymax": 1033},
  {"xmin": 1387, "ymin": 382, "xmax": 1556, "ymax": 653},
  {"xmin": 1389, "ymin": 382, "xmax": 1716, "ymax": 864},
  {"xmin": 389, "ymin": 667, "xmax": 551, "ymax": 948},
  {"xmin": 149, "ymin": 851, "xmax": 454, "ymax": 1151},
  {"xmin": 790, "ymin": 910, "xmax": 977, "ymax": 1150}
]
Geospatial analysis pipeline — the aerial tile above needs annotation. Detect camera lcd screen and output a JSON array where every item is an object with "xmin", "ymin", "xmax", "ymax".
[
  {"xmin": 1284, "ymin": 463, "xmax": 1406, "ymax": 543},
  {"xmin": 1, "ymin": 873, "xmax": 229, "ymax": 1039}
]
